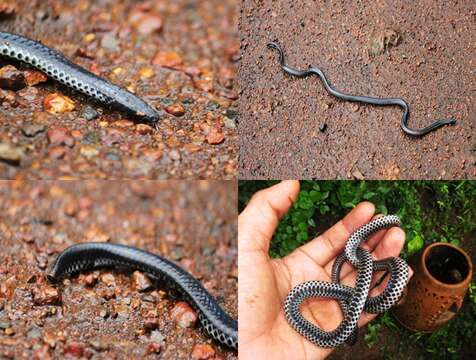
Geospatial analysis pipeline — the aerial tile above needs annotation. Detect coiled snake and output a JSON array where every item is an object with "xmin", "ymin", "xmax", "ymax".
[
  {"xmin": 284, "ymin": 215, "xmax": 409, "ymax": 348},
  {"xmin": 48, "ymin": 242, "xmax": 238, "ymax": 349},
  {"xmin": 268, "ymin": 42, "xmax": 456, "ymax": 137}
]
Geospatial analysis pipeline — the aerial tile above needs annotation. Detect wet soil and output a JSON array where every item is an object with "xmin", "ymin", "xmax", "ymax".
[
  {"xmin": 238, "ymin": 0, "xmax": 475, "ymax": 179},
  {"xmin": 0, "ymin": 0, "xmax": 238, "ymax": 179},
  {"xmin": 0, "ymin": 180, "xmax": 237, "ymax": 359}
]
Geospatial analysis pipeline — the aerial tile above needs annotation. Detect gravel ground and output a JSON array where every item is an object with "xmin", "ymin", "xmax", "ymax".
[
  {"xmin": 0, "ymin": 180, "xmax": 237, "ymax": 359},
  {"xmin": 238, "ymin": 0, "xmax": 475, "ymax": 179},
  {"xmin": 0, "ymin": 0, "xmax": 238, "ymax": 179}
]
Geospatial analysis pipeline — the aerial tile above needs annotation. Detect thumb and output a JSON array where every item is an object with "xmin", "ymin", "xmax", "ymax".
[{"xmin": 238, "ymin": 180, "xmax": 300, "ymax": 253}]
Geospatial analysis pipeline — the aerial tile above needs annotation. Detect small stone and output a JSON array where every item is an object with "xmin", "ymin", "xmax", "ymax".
[
  {"xmin": 171, "ymin": 301, "xmax": 198, "ymax": 328},
  {"xmin": 191, "ymin": 344, "xmax": 215, "ymax": 360},
  {"xmin": 0, "ymin": 143, "xmax": 21, "ymax": 165},
  {"xmin": 352, "ymin": 167, "xmax": 365, "ymax": 180},
  {"xmin": 193, "ymin": 78, "xmax": 214, "ymax": 92},
  {"xmin": 114, "ymin": 119, "xmax": 135, "ymax": 128},
  {"xmin": 79, "ymin": 273, "xmax": 97, "ymax": 287},
  {"xmin": 168, "ymin": 149, "xmax": 181, "ymax": 161},
  {"xmin": 165, "ymin": 103, "xmax": 186, "ymax": 117},
  {"xmin": 142, "ymin": 148, "xmax": 162, "ymax": 162},
  {"xmin": 101, "ymin": 33, "xmax": 119, "ymax": 51},
  {"xmin": 206, "ymin": 126, "xmax": 225, "ymax": 145},
  {"xmin": 48, "ymin": 146, "xmax": 66, "ymax": 159},
  {"xmin": 132, "ymin": 271, "xmax": 153, "ymax": 292},
  {"xmin": 80, "ymin": 105, "xmax": 99, "ymax": 121},
  {"xmin": 89, "ymin": 340, "xmax": 109, "ymax": 351},
  {"xmin": 44, "ymin": 93, "xmax": 75, "ymax": 114},
  {"xmin": 350, "ymin": 103, "xmax": 359, "ymax": 112},
  {"xmin": 47, "ymin": 127, "xmax": 75, "ymax": 147},
  {"xmin": 4, "ymin": 327, "xmax": 14, "ymax": 336},
  {"xmin": 223, "ymin": 117, "xmax": 236, "ymax": 129},
  {"xmin": 143, "ymin": 318, "xmax": 159, "ymax": 332},
  {"xmin": 18, "ymin": 86, "xmax": 39, "ymax": 101},
  {"xmin": 100, "ymin": 273, "xmax": 116, "ymax": 286},
  {"xmin": 139, "ymin": 67, "xmax": 155, "ymax": 79},
  {"xmin": 0, "ymin": 65, "xmax": 26, "ymax": 90},
  {"xmin": 136, "ymin": 123, "xmax": 154, "ymax": 135},
  {"xmin": 146, "ymin": 342, "xmax": 161, "ymax": 354},
  {"xmin": 134, "ymin": 14, "xmax": 163, "ymax": 35},
  {"xmin": 149, "ymin": 330, "xmax": 165, "ymax": 344},
  {"xmin": 319, "ymin": 123, "xmax": 327, "ymax": 132},
  {"xmin": 80, "ymin": 145, "xmax": 99, "ymax": 159},
  {"xmin": 0, "ymin": 320, "xmax": 11, "ymax": 329},
  {"xmin": 152, "ymin": 51, "xmax": 183, "ymax": 68},
  {"xmin": 24, "ymin": 70, "xmax": 48, "ymax": 86},
  {"xmin": 64, "ymin": 342, "xmax": 84, "ymax": 358},
  {"xmin": 22, "ymin": 123, "xmax": 46, "ymax": 137},
  {"xmin": 32, "ymin": 285, "xmax": 60, "ymax": 305},
  {"xmin": 27, "ymin": 326, "xmax": 42, "ymax": 340},
  {"xmin": 99, "ymin": 309, "xmax": 109, "ymax": 318},
  {"xmin": 0, "ymin": 3, "xmax": 16, "ymax": 17}
]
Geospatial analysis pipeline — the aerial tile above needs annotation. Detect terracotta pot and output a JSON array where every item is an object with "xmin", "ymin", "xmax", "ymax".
[{"xmin": 391, "ymin": 242, "xmax": 473, "ymax": 332}]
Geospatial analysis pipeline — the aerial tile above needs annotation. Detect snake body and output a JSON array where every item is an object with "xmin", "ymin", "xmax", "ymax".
[
  {"xmin": 0, "ymin": 31, "xmax": 158, "ymax": 122},
  {"xmin": 284, "ymin": 215, "xmax": 409, "ymax": 348},
  {"xmin": 48, "ymin": 242, "xmax": 237, "ymax": 349},
  {"xmin": 268, "ymin": 42, "xmax": 456, "ymax": 137}
]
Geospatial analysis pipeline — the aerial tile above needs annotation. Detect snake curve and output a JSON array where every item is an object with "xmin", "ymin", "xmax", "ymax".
[
  {"xmin": 48, "ymin": 242, "xmax": 237, "ymax": 349},
  {"xmin": 284, "ymin": 215, "xmax": 409, "ymax": 348},
  {"xmin": 268, "ymin": 42, "xmax": 456, "ymax": 137},
  {"xmin": 0, "ymin": 31, "xmax": 159, "ymax": 122}
]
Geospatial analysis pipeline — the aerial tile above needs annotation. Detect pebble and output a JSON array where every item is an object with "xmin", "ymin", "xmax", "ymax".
[
  {"xmin": 100, "ymin": 273, "xmax": 116, "ymax": 286},
  {"xmin": 80, "ymin": 145, "xmax": 99, "ymax": 159},
  {"xmin": 48, "ymin": 146, "xmax": 66, "ymax": 160},
  {"xmin": 319, "ymin": 123, "xmax": 327, "ymax": 132},
  {"xmin": 223, "ymin": 117, "xmax": 236, "ymax": 129},
  {"xmin": 43, "ymin": 93, "xmax": 75, "ymax": 114},
  {"xmin": 21, "ymin": 123, "xmax": 46, "ymax": 137},
  {"xmin": 165, "ymin": 103, "xmax": 186, "ymax": 116},
  {"xmin": 80, "ymin": 105, "xmax": 99, "ymax": 121},
  {"xmin": 134, "ymin": 14, "xmax": 163, "ymax": 35},
  {"xmin": 0, "ymin": 320, "xmax": 11, "ymax": 329},
  {"xmin": 0, "ymin": 65, "xmax": 26, "ymax": 90},
  {"xmin": 32, "ymin": 284, "xmax": 60, "ymax": 305},
  {"xmin": 152, "ymin": 51, "xmax": 183, "ymax": 68},
  {"xmin": 146, "ymin": 342, "xmax": 161, "ymax": 354},
  {"xmin": 143, "ymin": 318, "xmax": 159, "ymax": 332},
  {"xmin": 18, "ymin": 86, "xmax": 39, "ymax": 102},
  {"xmin": 136, "ymin": 123, "xmax": 154, "ymax": 135},
  {"xmin": 64, "ymin": 342, "xmax": 84, "ymax": 358},
  {"xmin": 191, "ymin": 344, "xmax": 215, "ymax": 360},
  {"xmin": 0, "ymin": 143, "xmax": 21, "ymax": 165},
  {"xmin": 171, "ymin": 301, "xmax": 198, "ymax": 328},
  {"xmin": 149, "ymin": 330, "xmax": 165, "ymax": 344},
  {"xmin": 47, "ymin": 127, "xmax": 75, "ymax": 147},
  {"xmin": 27, "ymin": 326, "xmax": 42, "ymax": 340},
  {"xmin": 206, "ymin": 126, "xmax": 225, "ymax": 145},
  {"xmin": 24, "ymin": 70, "xmax": 48, "ymax": 86},
  {"xmin": 132, "ymin": 271, "xmax": 153, "ymax": 292},
  {"xmin": 101, "ymin": 33, "xmax": 120, "ymax": 51}
]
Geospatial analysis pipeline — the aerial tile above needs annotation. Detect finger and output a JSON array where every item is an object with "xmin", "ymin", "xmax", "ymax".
[
  {"xmin": 238, "ymin": 180, "xmax": 300, "ymax": 253},
  {"xmin": 286, "ymin": 202, "xmax": 375, "ymax": 267}
]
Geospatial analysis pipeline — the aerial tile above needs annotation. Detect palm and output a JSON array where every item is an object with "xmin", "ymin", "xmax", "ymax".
[{"xmin": 239, "ymin": 181, "xmax": 407, "ymax": 360}]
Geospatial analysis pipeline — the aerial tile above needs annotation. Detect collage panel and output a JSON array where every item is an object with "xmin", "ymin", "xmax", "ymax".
[
  {"xmin": 0, "ymin": 180, "xmax": 237, "ymax": 359},
  {"xmin": 238, "ymin": 180, "xmax": 475, "ymax": 359},
  {"xmin": 0, "ymin": 0, "xmax": 238, "ymax": 179},
  {"xmin": 238, "ymin": 1, "xmax": 474, "ymax": 179}
]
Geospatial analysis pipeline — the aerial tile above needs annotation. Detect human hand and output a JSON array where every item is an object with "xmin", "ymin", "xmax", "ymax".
[{"xmin": 238, "ymin": 181, "xmax": 412, "ymax": 360}]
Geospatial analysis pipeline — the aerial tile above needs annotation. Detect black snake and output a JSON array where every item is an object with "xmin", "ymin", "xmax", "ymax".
[
  {"xmin": 48, "ymin": 242, "xmax": 237, "ymax": 349},
  {"xmin": 284, "ymin": 215, "xmax": 409, "ymax": 348},
  {"xmin": 268, "ymin": 42, "xmax": 456, "ymax": 137},
  {"xmin": 0, "ymin": 31, "xmax": 158, "ymax": 122}
]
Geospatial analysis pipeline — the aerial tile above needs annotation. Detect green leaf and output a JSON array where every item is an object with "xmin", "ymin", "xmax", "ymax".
[{"xmin": 407, "ymin": 233, "xmax": 424, "ymax": 254}]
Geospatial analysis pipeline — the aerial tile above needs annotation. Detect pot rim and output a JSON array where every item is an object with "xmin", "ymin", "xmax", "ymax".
[{"xmin": 421, "ymin": 242, "xmax": 473, "ymax": 288}]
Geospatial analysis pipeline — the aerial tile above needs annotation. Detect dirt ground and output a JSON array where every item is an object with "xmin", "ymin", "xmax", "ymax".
[
  {"xmin": 238, "ymin": 0, "xmax": 475, "ymax": 179},
  {"xmin": 0, "ymin": 0, "xmax": 238, "ymax": 179},
  {"xmin": 0, "ymin": 180, "xmax": 237, "ymax": 359}
]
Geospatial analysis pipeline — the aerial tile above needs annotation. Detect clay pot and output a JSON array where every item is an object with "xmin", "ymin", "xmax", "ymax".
[{"xmin": 391, "ymin": 242, "xmax": 473, "ymax": 332}]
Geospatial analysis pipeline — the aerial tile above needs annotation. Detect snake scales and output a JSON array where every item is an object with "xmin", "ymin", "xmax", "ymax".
[
  {"xmin": 268, "ymin": 42, "xmax": 456, "ymax": 137},
  {"xmin": 284, "ymin": 215, "xmax": 409, "ymax": 348},
  {"xmin": 48, "ymin": 242, "xmax": 238, "ymax": 349},
  {"xmin": 0, "ymin": 31, "xmax": 158, "ymax": 122}
]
